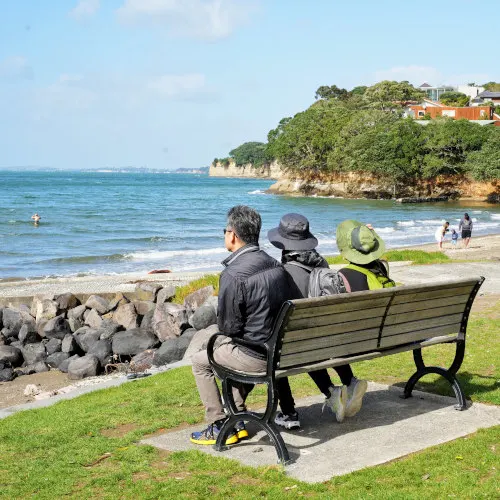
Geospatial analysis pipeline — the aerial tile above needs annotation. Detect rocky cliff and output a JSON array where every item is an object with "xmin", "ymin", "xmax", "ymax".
[
  {"xmin": 209, "ymin": 159, "xmax": 498, "ymax": 202},
  {"xmin": 267, "ymin": 172, "xmax": 499, "ymax": 202},
  {"xmin": 209, "ymin": 159, "xmax": 282, "ymax": 179}
]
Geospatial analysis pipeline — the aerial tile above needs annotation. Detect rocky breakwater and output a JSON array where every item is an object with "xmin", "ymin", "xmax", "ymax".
[{"xmin": 0, "ymin": 283, "xmax": 221, "ymax": 383}]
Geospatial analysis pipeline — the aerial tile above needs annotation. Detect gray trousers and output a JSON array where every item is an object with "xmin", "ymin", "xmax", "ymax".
[{"xmin": 192, "ymin": 337, "xmax": 267, "ymax": 424}]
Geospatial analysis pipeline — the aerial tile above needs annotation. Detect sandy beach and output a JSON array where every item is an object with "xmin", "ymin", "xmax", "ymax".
[{"xmin": 1, "ymin": 232, "xmax": 499, "ymax": 410}]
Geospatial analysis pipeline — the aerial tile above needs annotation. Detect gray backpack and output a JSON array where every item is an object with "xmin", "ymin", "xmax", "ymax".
[{"xmin": 288, "ymin": 262, "xmax": 350, "ymax": 297}]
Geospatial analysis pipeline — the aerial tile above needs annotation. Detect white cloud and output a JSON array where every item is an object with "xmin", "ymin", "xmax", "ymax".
[
  {"xmin": 373, "ymin": 65, "xmax": 493, "ymax": 87},
  {"xmin": 0, "ymin": 56, "xmax": 34, "ymax": 81},
  {"xmin": 146, "ymin": 73, "xmax": 206, "ymax": 96},
  {"xmin": 116, "ymin": 0, "xmax": 256, "ymax": 40},
  {"xmin": 69, "ymin": 0, "xmax": 100, "ymax": 20}
]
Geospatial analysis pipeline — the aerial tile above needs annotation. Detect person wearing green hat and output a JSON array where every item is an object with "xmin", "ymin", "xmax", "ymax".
[{"xmin": 336, "ymin": 219, "xmax": 395, "ymax": 293}]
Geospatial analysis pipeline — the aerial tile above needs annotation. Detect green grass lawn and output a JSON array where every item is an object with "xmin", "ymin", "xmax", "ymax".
[
  {"xmin": 326, "ymin": 249, "xmax": 451, "ymax": 266},
  {"xmin": 1, "ymin": 303, "xmax": 498, "ymax": 499}
]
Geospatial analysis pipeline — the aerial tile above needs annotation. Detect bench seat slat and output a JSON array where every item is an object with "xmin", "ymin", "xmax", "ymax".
[
  {"xmin": 290, "ymin": 297, "xmax": 392, "ymax": 320},
  {"xmin": 380, "ymin": 322, "xmax": 462, "ymax": 348},
  {"xmin": 385, "ymin": 303, "xmax": 466, "ymax": 326},
  {"xmin": 283, "ymin": 317, "xmax": 382, "ymax": 342},
  {"xmin": 278, "ymin": 339, "xmax": 379, "ymax": 368},
  {"xmin": 388, "ymin": 293, "xmax": 470, "ymax": 315},
  {"xmin": 383, "ymin": 313, "xmax": 463, "ymax": 336},
  {"xmin": 286, "ymin": 306, "xmax": 387, "ymax": 331},
  {"xmin": 391, "ymin": 285, "xmax": 475, "ymax": 305},
  {"xmin": 281, "ymin": 328, "xmax": 380, "ymax": 356}
]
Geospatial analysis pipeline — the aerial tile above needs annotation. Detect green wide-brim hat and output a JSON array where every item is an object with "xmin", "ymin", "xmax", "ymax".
[{"xmin": 336, "ymin": 220, "xmax": 386, "ymax": 265}]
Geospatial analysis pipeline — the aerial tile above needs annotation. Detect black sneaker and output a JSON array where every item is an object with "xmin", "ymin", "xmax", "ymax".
[
  {"xmin": 274, "ymin": 411, "xmax": 300, "ymax": 429},
  {"xmin": 190, "ymin": 421, "xmax": 239, "ymax": 446}
]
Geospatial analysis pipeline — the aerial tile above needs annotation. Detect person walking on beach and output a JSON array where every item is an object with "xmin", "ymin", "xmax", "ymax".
[
  {"xmin": 451, "ymin": 229, "xmax": 458, "ymax": 248},
  {"xmin": 268, "ymin": 213, "xmax": 368, "ymax": 429},
  {"xmin": 459, "ymin": 213, "xmax": 473, "ymax": 248},
  {"xmin": 190, "ymin": 205, "xmax": 289, "ymax": 446},
  {"xmin": 435, "ymin": 222, "xmax": 449, "ymax": 251}
]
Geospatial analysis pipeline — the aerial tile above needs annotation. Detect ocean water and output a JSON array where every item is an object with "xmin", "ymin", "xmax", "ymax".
[{"xmin": 1, "ymin": 170, "xmax": 499, "ymax": 280}]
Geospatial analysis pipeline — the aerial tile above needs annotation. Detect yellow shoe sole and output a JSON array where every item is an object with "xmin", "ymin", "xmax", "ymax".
[
  {"xmin": 190, "ymin": 434, "xmax": 239, "ymax": 446},
  {"xmin": 236, "ymin": 428, "xmax": 249, "ymax": 440}
]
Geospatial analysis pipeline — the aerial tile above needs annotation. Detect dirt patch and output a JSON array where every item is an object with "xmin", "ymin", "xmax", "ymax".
[
  {"xmin": 100, "ymin": 423, "xmax": 139, "ymax": 438},
  {"xmin": 230, "ymin": 476, "xmax": 263, "ymax": 487},
  {"xmin": 0, "ymin": 370, "xmax": 71, "ymax": 409}
]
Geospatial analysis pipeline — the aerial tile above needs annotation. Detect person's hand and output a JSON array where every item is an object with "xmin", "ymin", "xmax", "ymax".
[{"xmin": 366, "ymin": 224, "xmax": 374, "ymax": 230}]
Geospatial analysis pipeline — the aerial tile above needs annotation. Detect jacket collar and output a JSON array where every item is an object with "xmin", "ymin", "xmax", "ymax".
[{"xmin": 222, "ymin": 243, "xmax": 259, "ymax": 267}]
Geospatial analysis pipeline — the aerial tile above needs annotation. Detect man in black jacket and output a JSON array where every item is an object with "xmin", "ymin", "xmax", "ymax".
[{"xmin": 190, "ymin": 205, "xmax": 289, "ymax": 446}]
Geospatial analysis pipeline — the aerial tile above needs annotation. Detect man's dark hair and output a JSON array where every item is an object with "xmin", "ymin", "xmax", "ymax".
[{"xmin": 227, "ymin": 205, "xmax": 261, "ymax": 245}]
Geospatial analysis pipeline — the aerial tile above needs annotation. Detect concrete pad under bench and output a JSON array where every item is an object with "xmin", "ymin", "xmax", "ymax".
[{"xmin": 141, "ymin": 382, "xmax": 500, "ymax": 484}]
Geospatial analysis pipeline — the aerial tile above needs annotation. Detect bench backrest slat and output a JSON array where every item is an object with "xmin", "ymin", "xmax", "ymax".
[
  {"xmin": 285, "ymin": 305, "xmax": 388, "ymax": 332},
  {"xmin": 388, "ymin": 293, "xmax": 470, "ymax": 315},
  {"xmin": 273, "ymin": 277, "xmax": 483, "ymax": 371},
  {"xmin": 384, "ymin": 302, "xmax": 467, "ymax": 326},
  {"xmin": 280, "ymin": 339, "xmax": 379, "ymax": 368},
  {"xmin": 289, "ymin": 296, "xmax": 391, "ymax": 320},
  {"xmin": 380, "ymin": 322, "xmax": 463, "ymax": 348}
]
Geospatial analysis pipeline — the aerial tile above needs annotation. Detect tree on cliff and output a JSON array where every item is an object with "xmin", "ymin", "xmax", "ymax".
[
  {"xmin": 327, "ymin": 111, "xmax": 425, "ymax": 185},
  {"xmin": 465, "ymin": 128, "xmax": 500, "ymax": 181},
  {"xmin": 363, "ymin": 80, "xmax": 426, "ymax": 111},
  {"xmin": 420, "ymin": 118, "xmax": 491, "ymax": 178},
  {"xmin": 439, "ymin": 91, "xmax": 469, "ymax": 107},
  {"xmin": 229, "ymin": 142, "xmax": 271, "ymax": 168},
  {"xmin": 315, "ymin": 85, "xmax": 350, "ymax": 101},
  {"xmin": 266, "ymin": 102, "xmax": 352, "ymax": 174}
]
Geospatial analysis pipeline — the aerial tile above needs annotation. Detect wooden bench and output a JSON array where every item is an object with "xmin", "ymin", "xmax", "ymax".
[{"xmin": 207, "ymin": 276, "xmax": 484, "ymax": 464}]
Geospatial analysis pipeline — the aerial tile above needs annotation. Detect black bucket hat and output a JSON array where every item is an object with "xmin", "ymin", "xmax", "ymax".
[{"xmin": 268, "ymin": 213, "xmax": 318, "ymax": 251}]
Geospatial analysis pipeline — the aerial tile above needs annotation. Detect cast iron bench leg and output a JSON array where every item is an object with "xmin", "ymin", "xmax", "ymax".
[{"xmin": 402, "ymin": 344, "xmax": 467, "ymax": 410}]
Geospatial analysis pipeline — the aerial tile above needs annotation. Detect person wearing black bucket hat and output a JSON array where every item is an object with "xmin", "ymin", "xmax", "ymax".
[{"xmin": 268, "ymin": 213, "xmax": 367, "ymax": 428}]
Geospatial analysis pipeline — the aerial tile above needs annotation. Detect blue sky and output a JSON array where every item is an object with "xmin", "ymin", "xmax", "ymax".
[{"xmin": 0, "ymin": 0, "xmax": 498, "ymax": 170}]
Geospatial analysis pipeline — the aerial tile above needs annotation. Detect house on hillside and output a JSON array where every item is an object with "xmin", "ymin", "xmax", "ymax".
[
  {"xmin": 471, "ymin": 91, "xmax": 500, "ymax": 106},
  {"xmin": 418, "ymin": 82, "xmax": 454, "ymax": 102},
  {"xmin": 458, "ymin": 84, "xmax": 485, "ymax": 100},
  {"xmin": 406, "ymin": 100, "xmax": 500, "ymax": 126}
]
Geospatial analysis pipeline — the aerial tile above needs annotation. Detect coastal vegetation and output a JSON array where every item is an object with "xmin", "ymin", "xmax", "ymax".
[
  {"xmin": 0, "ymin": 301, "xmax": 498, "ymax": 497},
  {"xmin": 216, "ymin": 80, "xmax": 500, "ymax": 187}
]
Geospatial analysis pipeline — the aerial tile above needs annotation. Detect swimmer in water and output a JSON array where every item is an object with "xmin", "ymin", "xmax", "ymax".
[{"xmin": 31, "ymin": 213, "xmax": 41, "ymax": 224}]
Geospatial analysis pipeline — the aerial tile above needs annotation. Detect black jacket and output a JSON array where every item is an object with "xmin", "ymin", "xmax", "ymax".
[
  {"xmin": 218, "ymin": 244, "xmax": 289, "ymax": 359},
  {"xmin": 282, "ymin": 249, "xmax": 329, "ymax": 299}
]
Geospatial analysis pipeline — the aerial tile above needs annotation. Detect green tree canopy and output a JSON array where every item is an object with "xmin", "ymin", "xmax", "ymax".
[
  {"xmin": 229, "ymin": 142, "xmax": 271, "ymax": 168},
  {"xmin": 267, "ymin": 101, "xmax": 353, "ymax": 174},
  {"xmin": 465, "ymin": 128, "xmax": 500, "ymax": 181},
  {"xmin": 421, "ymin": 119, "xmax": 491, "ymax": 177},
  {"xmin": 483, "ymin": 81, "xmax": 500, "ymax": 92},
  {"xmin": 315, "ymin": 85, "xmax": 350, "ymax": 101},
  {"xmin": 439, "ymin": 91, "xmax": 469, "ymax": 107},
  {"xmin": 328, "ymin": 112, "xmax": 425, "ymax": 182},
  {"xmin": 363, "ymin": 80, "xmax": 426, "ymax": 111}
]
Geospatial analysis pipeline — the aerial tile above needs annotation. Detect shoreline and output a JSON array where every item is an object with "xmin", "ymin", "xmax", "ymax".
[{"xmin": 0, "ymin": 233, "xmax": 499, "ymax": 306}]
